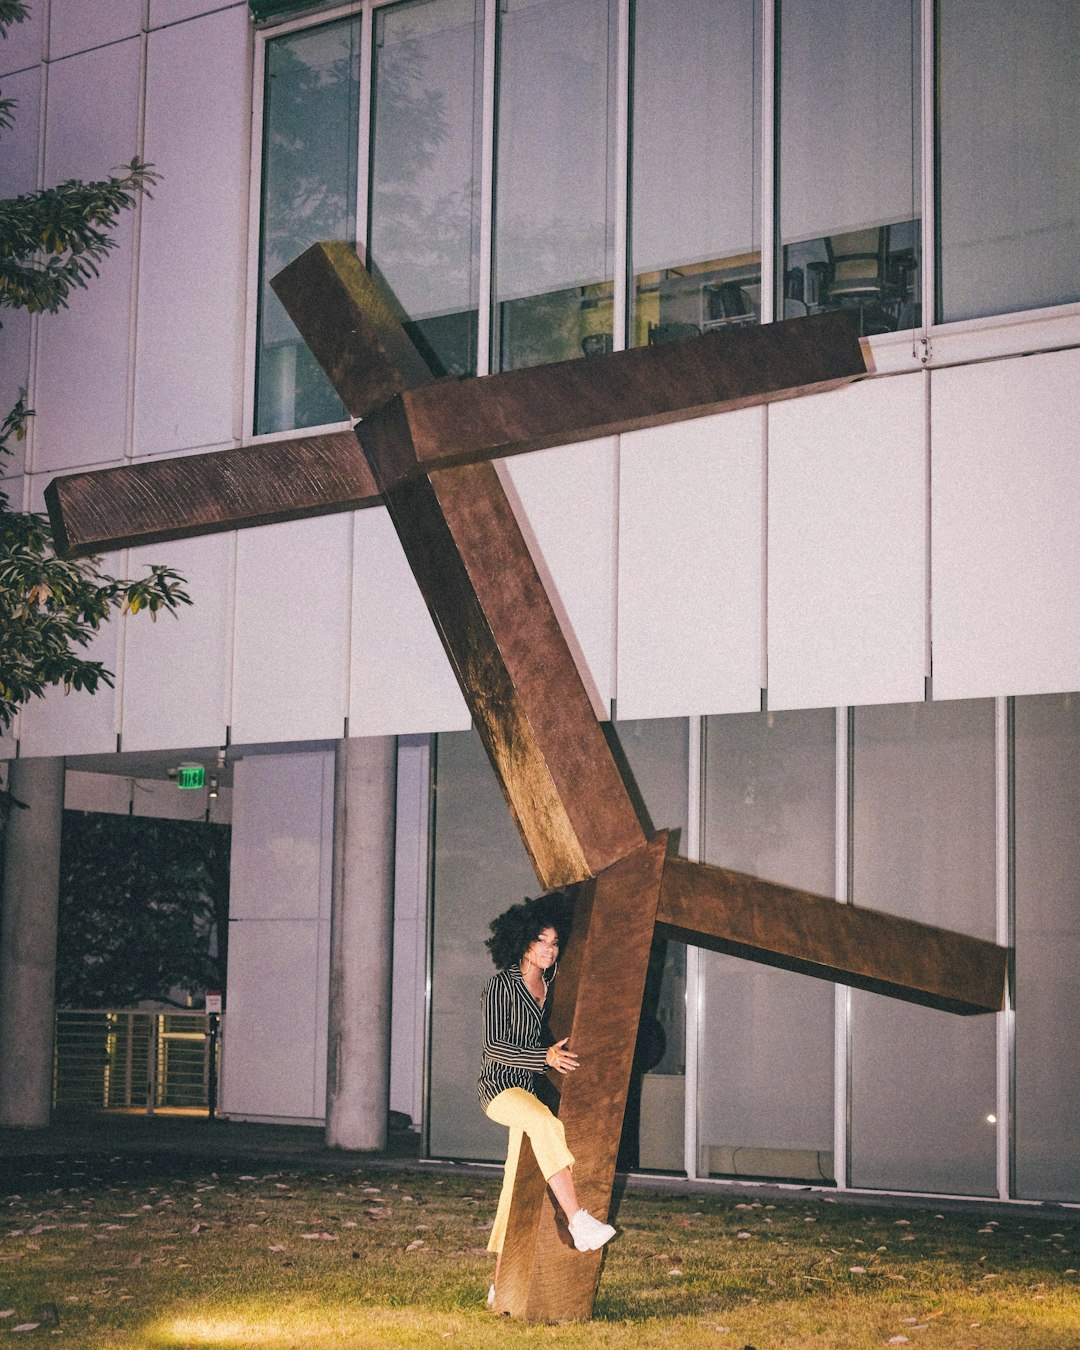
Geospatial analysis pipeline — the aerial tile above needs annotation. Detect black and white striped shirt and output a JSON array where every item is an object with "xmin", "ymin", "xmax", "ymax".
[{"xmin": 477, "ymin": 965, "xmax": 550, "ymax": 1107}]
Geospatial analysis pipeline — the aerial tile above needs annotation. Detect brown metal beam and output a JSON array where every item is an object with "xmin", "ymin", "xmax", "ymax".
[
  {"xmin": 44, "ymin": 430, "xmax": 377, "ymax": 557},
  {"xmin": 656, "ymin": 856, "xmax": 1008, "ymax": 1015},
  {"xmin": 378, "ymin": 459, "xmax": 645, "ymax": 888},
  {"xmin": 362, "ymin": 309, "xmax": 867, "ymax": 488},
  {"xmin": 47, "ymin": 242, "xmax": 868, "ymax": 558},
  {"xmin": 270, "ymin": 241, "xmax": 436, "ymax": 416},
  {"xmin": 497, "ymin": 833, "xmax": 668, "ymax": 1321}
]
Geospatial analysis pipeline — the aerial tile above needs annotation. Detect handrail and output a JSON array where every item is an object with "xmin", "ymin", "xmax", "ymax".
[{"xmin": 53, "ymin": 1009, "xmax": 223, "ymax": 1116}]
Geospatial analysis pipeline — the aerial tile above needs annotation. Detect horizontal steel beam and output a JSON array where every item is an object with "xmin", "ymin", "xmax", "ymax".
[
  {"xmin": 47, "ymin": 242, "xmax": 868, "ymax": 558},
  {"xmin": 45, "ymin": 430, "xmax": 375, "ymax": 557},
  {"xmin": 656, "ymin": 856, "xmax": 1008, "ymax": 1015}
]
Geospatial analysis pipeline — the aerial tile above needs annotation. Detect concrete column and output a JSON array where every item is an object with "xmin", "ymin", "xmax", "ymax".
[
  {"xmin": 326, "ymin": 736, "xmax": 397, "ymax": 1150},
  {"xmin": 0, "ymin": 757, "xmax": 65, "ymax": 1128}
]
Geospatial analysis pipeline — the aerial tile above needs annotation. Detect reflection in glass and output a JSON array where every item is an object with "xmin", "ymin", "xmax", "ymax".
[
  {"xmin": 1014, "ymin": 694, "xmax": 1080, "ymax": 1201},
  {"xmin": 779, "ymin": 0, "xmax": 920, "ymax": 335},
  {"xmin": 937, "ymin": 0, "xmax": 1080, "ymax": 323},
  {"xmin": 494, "ymin": 0, "xmax": 617, "ymax": 370},
  {"xmin": 630, "ymin": 0, "xmax": 760, "ymax": 347},
  {"xmin": 255, "ymin": 19, "xmax": 361, "ymax": 434},
  {"xmin": 850, "ymin": 701, "xmax": 996, "ymax": 1195},
  {"xmin": 427, "ymin": 731, "xmax": 536, "ymax": 1160},
  {"xmin": 699, "ymin": 709, "xmax": 836, "ymax": 1183},
  {"xmin": 370, "ymin": 0, "xmax": 484, "ymax": 378},
  {"xmin": 427, "ymin": 720, "xmax": 688, "ymax": 1166},
  {"xmin": 611, "ymin": 718, "xmax": 689, "ymax": 1171}
]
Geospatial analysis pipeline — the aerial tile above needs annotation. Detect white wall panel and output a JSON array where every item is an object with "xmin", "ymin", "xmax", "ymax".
[
  {"xmin": 48, "ymin": 0, "xmax": 142, "ymax": 60},
  {"xmin": 231, "ymin": 515, "xmax": 350, "ymax": 745},
  {"xmin": 0, "ymin": 67, "xmax": 40, "ymax": 479},
  {"xmin": 121, "ymin": 533, "xmax": 231, "ymax": 751},
  {"xmin": 618, "ymin": 410, "xmax": 763, "ymax": 720},
  {"xmin": 768, "ymin": 374, "xmax": 927, "ymax": 710},
  {"xmin": 229, "ymin": 751, "xmax": 333, "ymax": 921},
  {"xmin": 931, "ymin": 350, "xmax": 1080, "ymax": 700},
  {"xmin": 220, "ymin": 919, "xmax": 328, "ymax": 1121},
  {"xmin": 0, "ymin": 307, "xmax": 32, "ymax": 480},
  {"xmin": 349, "ymin": 508, "xmax": 469, "ymax": 736},
  {"xmin": 35, "ymin": 40, "xmax": 140, "ymax": 473},
  {"xmin": 220, "ymin": 750, "xmax": 332, "ymax": 1122},
  {"xmin": 17, "ymin": 602, "xmax": 120, "ymax": 756},
  {"xmin": 0, "ymin": 2, "xmax": 42, "ymax": 73},
  {"xmin": 150, "ymin": 0, "xmax": 244, "ymax": 27},
  {"xmin": 17, "ymin": 479, "xmax": 122, "ymax": 755},
  {"xmin": 499, "ymin": 437, "xmax": 617, "ymax": 717},
  {"xmin": 135, "ymin": 5, "xmax": 249, "ymax": 456},
  {"xmin": 0, "ymin": 65, "xmax": 38, "ymax": 190}
]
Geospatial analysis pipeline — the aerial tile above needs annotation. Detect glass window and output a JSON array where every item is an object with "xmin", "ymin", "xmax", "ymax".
[
  {"xmin": 699, "ymin": 709, "xmax": 836, "ymax": 1183},
  {"xmin": 369, "ymin": 0, "xmax": 484, "ymax": 378},
  {"xmin": 255, "ymin": 18, "xmax": 362, "ymax": 434},
  {"xmin": 610, "ymin": 718, "xmax": 689, "ymax": 1171},
  {"xmin": 1014, "ymin": 693, "xmax": 1080, "ymax": 1201},
  {"xmin": 427, "ymin": 718, "xmax": 687, "ymax": 1164},
  {"xmin": 850, "ymin": 700, "xmax": 996, "ymax": 1195},
  {"xmin": 937, "ymin": 0, "xmax": 1080, "ymax": 323},
  {"xmin": 630, "ymin": 0, "xmax": 759, "ymax": 348},
  {"xmin": 493, "ymin": 0, "xmax": 617, "ymax": 370},
  {"xmin": 427, "ymin": 730, "xmax": 537, "ymax": 1160},
  {"xmin": 779, "ymin": 0, "xmax": 920, "ymax": 335}
]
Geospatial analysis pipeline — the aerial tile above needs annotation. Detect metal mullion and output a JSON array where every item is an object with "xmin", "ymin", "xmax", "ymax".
[
  {"xmin": 919, "ymin": 0, "xmax": 936, "ymax": 343},
  {"xmin": 683, "ymin": 715, "xmax": 704, "ymax": 1180},
  {"xmin": 355, "ymin": 2, "xmax": 374, "ymax": 261},
  {"xmin": 994, "ymin": 695, "xmax": 1014, "ymax": 1199},
  {"xmin": 833, "ymin": 706, "xmax": 852, "ymax": 1191},
  {"xmin": 476, "ymin": 0, "xmax": 498, "ymax": 376},
  {"xmin": 759, "ymin": 0, "xmax": 777, "ymax": 326},
  {"xmin": 612, "ymin": 0, "xmax": 630, "ymax": 352},
  {"xmin": 241, "ymin": 22, "xmax": 269, "ymax": 438}
]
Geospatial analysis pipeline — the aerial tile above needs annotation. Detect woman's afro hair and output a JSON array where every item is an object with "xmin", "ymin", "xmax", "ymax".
[{"xmin": 485, "ymin": 890, "xmax": 573, "ymax": 970}]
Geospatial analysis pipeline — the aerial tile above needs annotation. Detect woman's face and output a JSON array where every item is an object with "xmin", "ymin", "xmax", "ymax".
[{"xmin": 523, "ymin": 926, "xmax": 559, "ymax": 971}]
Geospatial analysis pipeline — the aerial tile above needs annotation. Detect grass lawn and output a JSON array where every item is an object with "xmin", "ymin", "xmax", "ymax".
[{"xmin": 2, "ymin": 1153, "xmax": 1079, "ymax": 1348}]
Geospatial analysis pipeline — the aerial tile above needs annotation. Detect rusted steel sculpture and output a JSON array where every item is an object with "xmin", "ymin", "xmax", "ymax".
[{"xmin": 46, "ymin": 242, "xmax": 1009, "ymax": 1323}]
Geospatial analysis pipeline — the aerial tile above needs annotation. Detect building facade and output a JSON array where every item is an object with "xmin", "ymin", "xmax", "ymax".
[{"xmin": 1, "ymin": 0, "xmax": 1079, "ymax": 1202}]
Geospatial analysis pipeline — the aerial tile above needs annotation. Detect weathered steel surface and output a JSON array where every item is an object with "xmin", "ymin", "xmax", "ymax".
[
  {"xmin": 270, "ymin": 241, "xmax": 435, "ymax": 416},
  {"xmin": 39, "ymin": 237, "xmax": 1010, "ymax": 1326},
  {"xmin": 48, "ymin": 243, "xmax": 867, "ymax": 559},
  {"xmin": 44, "ymin": 430, "xmax": 378, "ymax": 556},
  {"xmin": 379, "ymin": 460, "xmax": 644, "ymax": 888},
  {"xmin": 363, "ymin": 308, "xmax": 867, "ymax": 488},
  {"xmin": 496, "ymin": 833, "xmax": 668, "ymax": 1321},
  {"xmin": 656, "ymin": 856, "xmax": 1008, "ymax": 1015}
]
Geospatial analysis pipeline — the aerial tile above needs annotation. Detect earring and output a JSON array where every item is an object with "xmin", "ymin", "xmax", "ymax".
[{"xmin": 545, "ymin": 960, "xmax": 558, "ymax": 983}]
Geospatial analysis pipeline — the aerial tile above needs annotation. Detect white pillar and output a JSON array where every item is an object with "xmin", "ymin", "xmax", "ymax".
[
  {"xmin": 0, "ymin": 757, "xmax": 65, "ymax": 1128},
  {"xmin": 326, "ymin": 736, "xmax": 397, "ymax": 1151}
]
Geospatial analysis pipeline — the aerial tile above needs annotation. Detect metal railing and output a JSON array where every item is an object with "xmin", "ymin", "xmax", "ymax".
[{"xmin": 53, "ymin": 1010, "xmax": 222, "ymax": 1115}]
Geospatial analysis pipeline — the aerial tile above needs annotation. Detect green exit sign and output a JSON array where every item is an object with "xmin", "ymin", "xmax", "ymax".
[{"xmin": 177, "ymin": 765, "xmax": 205, "ymax": 790}]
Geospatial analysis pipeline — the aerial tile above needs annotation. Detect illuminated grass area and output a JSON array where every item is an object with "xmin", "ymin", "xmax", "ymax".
[{"xmin": 2, "ymin": 1156, "xmax": 1079, "ymax": 1348}]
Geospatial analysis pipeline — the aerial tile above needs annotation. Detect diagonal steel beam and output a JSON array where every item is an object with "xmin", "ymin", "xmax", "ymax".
[{"xmin": 497, "ymin": 833, "xmax": 668, "ymax": 1320}]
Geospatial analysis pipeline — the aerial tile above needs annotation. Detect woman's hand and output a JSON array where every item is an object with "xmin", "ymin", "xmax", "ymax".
[{"xmin": 546, "ymin": 1037, "xmax": 579, "ymax": 1075}]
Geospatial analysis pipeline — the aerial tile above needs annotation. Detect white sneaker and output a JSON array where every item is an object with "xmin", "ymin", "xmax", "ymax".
[{"xmin": 568, "ymin": 1208, "xmax": 616, "ymax": 1252}]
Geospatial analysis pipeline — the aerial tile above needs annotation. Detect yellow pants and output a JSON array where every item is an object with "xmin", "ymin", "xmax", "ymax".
[{"xmin": 485, "ymin": 1087, "xmax": 575, "ymax": 1255}]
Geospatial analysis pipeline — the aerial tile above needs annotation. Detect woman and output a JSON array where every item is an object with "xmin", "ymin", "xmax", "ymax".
[{"xmin": 479, "ymin": 892, "xmax": 616, "ymax": 1305}]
